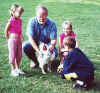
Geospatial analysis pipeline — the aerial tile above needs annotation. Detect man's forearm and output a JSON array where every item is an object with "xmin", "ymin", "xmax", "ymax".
[{"xmin": 29, "ymin": 36, "xmax": 39, "ymax": 53}]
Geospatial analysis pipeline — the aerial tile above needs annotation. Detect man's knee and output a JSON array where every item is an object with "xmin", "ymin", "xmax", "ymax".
[{"xmin": 22, "ymin": 41, "xmax": 32, "ymax": 54}]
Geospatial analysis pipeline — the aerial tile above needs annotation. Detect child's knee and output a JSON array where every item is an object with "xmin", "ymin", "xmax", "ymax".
[{"xmin": 9, "ymin": 59, "xmax": 15, "ymax": 64}]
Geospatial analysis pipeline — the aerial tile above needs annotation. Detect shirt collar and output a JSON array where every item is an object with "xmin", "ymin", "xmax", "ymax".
[{"xmin": 35, "ymin": 17, "xmax": 49, "ymax": 26}]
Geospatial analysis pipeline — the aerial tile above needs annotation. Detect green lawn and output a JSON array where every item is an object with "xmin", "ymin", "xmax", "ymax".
[{"xmin": 0, "ymin": 0, "xmax": 100, "ymax": 93}]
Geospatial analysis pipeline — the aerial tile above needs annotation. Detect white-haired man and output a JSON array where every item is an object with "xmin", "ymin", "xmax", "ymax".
[{"xmin": 23, "ymin": 5, "xmax": 58, "ymax": 67}]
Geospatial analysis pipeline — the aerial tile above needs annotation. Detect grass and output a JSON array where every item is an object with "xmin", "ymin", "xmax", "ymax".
[{"xmin": 0, "ymin": 0, "xmax": 100, "ymax": 93}]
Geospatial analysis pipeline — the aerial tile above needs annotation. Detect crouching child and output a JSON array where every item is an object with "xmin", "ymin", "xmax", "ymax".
[{"xmin": 60, "ymin": 36, "xmax": 94, "ymax": 90}]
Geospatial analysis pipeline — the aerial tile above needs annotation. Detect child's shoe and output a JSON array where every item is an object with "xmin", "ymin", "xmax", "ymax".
[
  {"xmin": 16, "ymin": 69, "xmax": 25, "ymax": 75},
  {"xmin": 11, "ymin": 70, "xmax": 19, "ymax": 77},
  {"xmin": 73, "ymin": 81, "xmax": 88, "ymax": 90}
]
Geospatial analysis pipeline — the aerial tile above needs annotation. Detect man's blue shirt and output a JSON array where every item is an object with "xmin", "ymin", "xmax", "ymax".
[{"xmin": 26, "ymin": 17, "xmax": 57, "ymax": 44}]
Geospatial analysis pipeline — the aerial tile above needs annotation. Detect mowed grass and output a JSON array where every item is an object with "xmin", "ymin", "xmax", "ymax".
[{"xmin": 0, "ymin": 0, "xmax": 100, "ymax": 93}]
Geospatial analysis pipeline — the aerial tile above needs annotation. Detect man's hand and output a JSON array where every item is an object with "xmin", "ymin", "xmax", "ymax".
[
  {"xmin": 29, "ymin": 36, "xmax": 40, "ymax": 53},
  {"xmin": 49, "ymin": 44, "xmax": 54, "ymax": 52}
]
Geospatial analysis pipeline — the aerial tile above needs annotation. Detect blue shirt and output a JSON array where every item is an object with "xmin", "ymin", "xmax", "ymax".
[{"xmin": 26, "ymin": 17, "xmax": 57, "ymax": 44}]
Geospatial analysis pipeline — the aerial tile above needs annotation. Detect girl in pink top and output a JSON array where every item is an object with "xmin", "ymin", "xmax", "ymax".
[
  {"xmin": 4, "ymin": 4, "xmax": 24, "ymax": 77},
  {"xmin": 57, "ymin": 21, "xmax": 78, "ymax": 72}
]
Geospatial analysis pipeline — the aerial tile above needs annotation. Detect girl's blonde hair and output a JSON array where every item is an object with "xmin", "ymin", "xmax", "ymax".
[
  {"xmin": 9, "ymin": 4, "xmax": 19, "ymax": 16},
  {"xmin": 17, "ymin": 6, "xmax": 24, "ymax": 14},
  {"xmin": 62, "ymin": 20, "xmax": 73, "ymax": 32},
  {"xmin": 9, "ymin": 4, "xmax": 24, "ymax": 17}
]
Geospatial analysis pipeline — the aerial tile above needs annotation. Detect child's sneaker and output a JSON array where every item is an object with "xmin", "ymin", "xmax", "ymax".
[
  {"xmin": 16, "ymin": 69, "xmax": 25, "ymax": 75},
  {"xmin": 73, "ymin": 82, "xmax": 88, "ymax": 90},
  {"xmin": 11, "ymin": 70, "xmax": 19, "ymax": 77}
]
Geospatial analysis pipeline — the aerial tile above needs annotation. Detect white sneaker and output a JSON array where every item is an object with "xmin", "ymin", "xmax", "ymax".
[
  {"xmin": 16, "ymin": 69, "xmax": 25, "ymax": 75},
  {"xmin": 30, "ymin": 61, "xmax": 36, "ymax": 68},
  {"xmin": 11, "ymin": 70, "xmax": 19, "ymax": 77}
]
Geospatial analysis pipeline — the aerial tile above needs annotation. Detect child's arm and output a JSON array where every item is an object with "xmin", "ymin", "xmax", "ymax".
[
  {"xmin": 20, "ymin": 33, "xmax": 24, "ymax": 41},
  {"xmin": 62, "ymin": 53, "xmax": 77, "ymax": 73},
  {"xmin": 59, "ymin": 37, "xmax": 62, "ymax": 54},
  {"xmin": 59, "ymin": 37, "xmax": 63, "ymax": 61},
  {"xmin": 75, "ymin": 37, "xmax": 79, "ymax": 48},
  {"xmin": 20, "ymin": 19, "xmax": 24, "ymax": 41},
  {"xmin": 59, "ymin": 37, "xmax": 68, "ymax": 53},
  {"xmin": 22, "ymin": 34, "xmax": 24, "ymax": 41},
  {"xmin": 4, "ymin": 21, "xmax": 11, "ymax": 40}
]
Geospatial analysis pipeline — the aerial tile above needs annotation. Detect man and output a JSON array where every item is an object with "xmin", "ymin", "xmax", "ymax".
[{"xmin": 23, "ymin": 5, "xmax": 58, "ymax": 68}]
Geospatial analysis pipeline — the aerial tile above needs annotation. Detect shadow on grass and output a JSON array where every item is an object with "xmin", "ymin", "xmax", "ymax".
[
  {"xmin": 92, "ymin": 80, "xmax": 100, "ymax": 91},
  {"xmin": 24, "ymin": 69, "xmax": 42, "ymax": 77},
  {"xmin": 51, "ymin": 59, "xmax": 60, "ymax": 72},
  {"xmin": 23, "ymin": 59, "xmax": 60, "ymax": 77}
]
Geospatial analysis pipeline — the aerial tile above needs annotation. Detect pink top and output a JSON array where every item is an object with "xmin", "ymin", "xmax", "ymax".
[
  {"xmin": 9, "ymin": 17, "xmax": 22, "ymax": 35},
  {"xmin": 60, "ymin": 32, "xmax": 76, "ymax": 48}
]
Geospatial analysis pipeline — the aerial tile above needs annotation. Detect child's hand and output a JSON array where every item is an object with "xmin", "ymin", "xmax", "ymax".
[
  {"xmin": 5, "ymin": 34, "xmax": 9, "ymax": 40},
  {"xmin": 57, "ymin": 68, "xmax": 62, "ymax": 73},
  {"xmin": 57, "ymin": 64, "xmax": 63, "ymax": 73}
]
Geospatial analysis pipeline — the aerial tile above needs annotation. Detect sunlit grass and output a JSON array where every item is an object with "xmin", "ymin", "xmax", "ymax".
[{"xmin": 0, "ymin": 0, "xmax": 100, "ymax": 93}]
